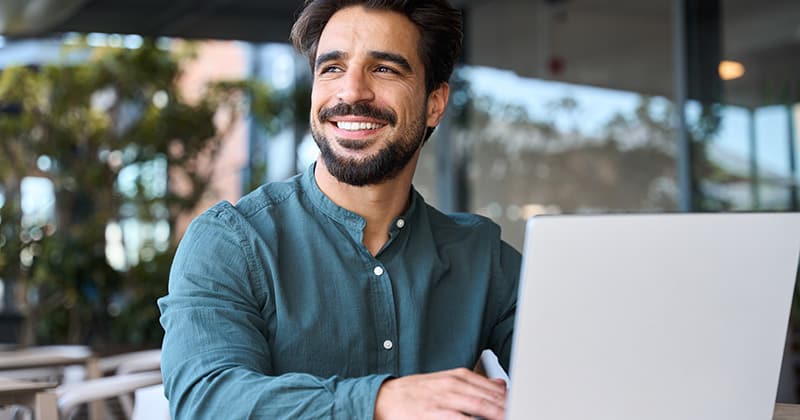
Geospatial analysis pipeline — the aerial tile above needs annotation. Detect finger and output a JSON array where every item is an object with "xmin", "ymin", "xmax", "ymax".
[
  {"xmin": 438, "ymin": 376, "xmax": 507, "ymax": 413},
  {"xmin": 449, "ymin": 368, "xmax": 507, "ymax": 397},
  {"xmin": 490, "ymin": 378, "xmax": 507, "ymax": 388},
  {"xmin": 432, "ymin": 409, "xmax": 473, "ymax": 420},
  {"xmin": 436, "ymin": 374, "xmax": 506, "ymax": 409},
  {"xmin": 440, "ymin": 390, "xmax": 505, "ymax": 420}
]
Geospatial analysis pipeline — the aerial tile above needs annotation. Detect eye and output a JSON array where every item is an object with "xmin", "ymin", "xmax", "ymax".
[
  {"xmin": 319, "ymin": 65, "xmax": 342, "ymax": 74},
  {"xmin": 375, "ymin": 65, "xmax": 398, "ymax": 74}
]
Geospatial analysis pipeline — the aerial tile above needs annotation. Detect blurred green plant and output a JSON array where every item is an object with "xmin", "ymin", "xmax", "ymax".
[{"xmin": 0, "ymin": 38, "xmax": 279, "ymax": 348}]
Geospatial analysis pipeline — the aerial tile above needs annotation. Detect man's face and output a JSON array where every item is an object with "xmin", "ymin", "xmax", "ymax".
[{"xmin": 309, "ymin": 6, "xmax": 448, "ymax": 186}]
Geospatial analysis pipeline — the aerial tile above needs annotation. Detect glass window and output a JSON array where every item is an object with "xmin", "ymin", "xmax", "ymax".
[
  {"xmin": 692, "ymin": 0, "xmax": 800, "ymax": 212},
  {"xmin": 461, "ymin": 0, "xmax": 675, "ymax": 250}
]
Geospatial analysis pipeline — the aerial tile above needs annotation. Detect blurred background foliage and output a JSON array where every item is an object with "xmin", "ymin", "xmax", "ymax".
[{"xmin": 0, "ymin": 38, "xmax": 280, "ymax": 350}]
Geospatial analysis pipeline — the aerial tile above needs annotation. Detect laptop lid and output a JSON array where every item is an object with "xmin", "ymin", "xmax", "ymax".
[{"xmin": 506, "ymin": 213, "xmax": 800, "ymax": 420}]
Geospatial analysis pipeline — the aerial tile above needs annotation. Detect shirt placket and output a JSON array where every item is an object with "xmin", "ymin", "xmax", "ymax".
[{"xmin": 368, "ymin": 256, "xmax": 399, "ymax": 375}]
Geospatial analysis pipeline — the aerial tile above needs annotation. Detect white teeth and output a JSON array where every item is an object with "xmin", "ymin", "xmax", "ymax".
[{"xmin": 336, "ymin": 121, "xmax": 383, "ymax": 131}]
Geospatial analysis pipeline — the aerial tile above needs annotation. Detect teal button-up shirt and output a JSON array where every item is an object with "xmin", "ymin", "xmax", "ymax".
[{"xmin": 158, "ymin": 164, "xmax": 521, "ymax": 419}]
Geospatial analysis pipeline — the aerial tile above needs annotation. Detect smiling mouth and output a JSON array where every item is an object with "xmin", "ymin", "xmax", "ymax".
[{"xmin": 334, "ymin": 121, "xmax": 386, "ymax": 131}]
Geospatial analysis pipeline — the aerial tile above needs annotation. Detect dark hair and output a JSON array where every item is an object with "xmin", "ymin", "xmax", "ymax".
[{"xmin": 291, "ymin": 0, "xmax": 463, "ymax": 94}]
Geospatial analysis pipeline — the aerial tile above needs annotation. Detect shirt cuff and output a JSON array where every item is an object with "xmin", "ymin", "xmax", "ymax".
[{"xmin": 333, "ymin": 374, "xmax": 394, "ymax": 419}]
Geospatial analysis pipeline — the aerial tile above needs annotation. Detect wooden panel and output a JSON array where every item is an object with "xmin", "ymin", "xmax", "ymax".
[{"xmin": 775, "ymin": 403, "xmax": 800, "ymax": 420}]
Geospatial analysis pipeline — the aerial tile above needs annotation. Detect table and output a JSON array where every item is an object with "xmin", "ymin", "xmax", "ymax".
[
  {"xmin": 0, "ymin": 345, "xmax": 100, "ymax": 386},
  {"xmin": 0, "ymin": 345, "xmax": 94, "ymax": 371},
  {"xmin": 0, "ymin": 345, "xmax": 101, "ymax": 419},
  {"xmin": 776, "ymin": 403, "xmax": 800, "ymax": 420},
  {"xmin": 0, "ymin": 377, "xmax": 56, "ymax": 408}
]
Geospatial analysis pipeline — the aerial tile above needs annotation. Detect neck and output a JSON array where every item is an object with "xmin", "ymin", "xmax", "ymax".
[{"xmin": 314, "ymin": 151, "xmax": 420, "ymax": 256}]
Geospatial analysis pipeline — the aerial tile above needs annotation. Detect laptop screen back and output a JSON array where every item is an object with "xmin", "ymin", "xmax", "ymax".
[{"xmin": 507, "ymin": 213, "xmax": 800, "ymax": 420}]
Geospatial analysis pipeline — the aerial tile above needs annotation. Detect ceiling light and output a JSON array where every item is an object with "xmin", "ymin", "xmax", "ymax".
[{"xmin": 719, "ymin": 60, "xmax": 745, "ymax": 81}]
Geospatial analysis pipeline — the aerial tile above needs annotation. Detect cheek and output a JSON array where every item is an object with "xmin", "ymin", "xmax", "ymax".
[
  {"xmin": 393, "ymin": 88, "xmax": 427, "ymax": 114},
  {"xmin": 310, "ymin": 84, "xmax": 330, "ymax": 112},
  {"xmin": 310, "ymin": 91, "xmax": 322, "ymax": 113}
]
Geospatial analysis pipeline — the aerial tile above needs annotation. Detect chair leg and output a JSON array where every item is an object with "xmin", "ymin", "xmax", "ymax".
[
  {"xmin": 84, "ymin": 357, "xmax": 105, "ymax": 420},
  {"xmin": 34, "ymin": 393, "xmax": 58, "ymax": 420}
]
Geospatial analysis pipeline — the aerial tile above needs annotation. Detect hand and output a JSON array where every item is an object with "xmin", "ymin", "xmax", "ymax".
[{"xmin": 374, "ymin": 368, "xmax": 507, "ymax": 420}]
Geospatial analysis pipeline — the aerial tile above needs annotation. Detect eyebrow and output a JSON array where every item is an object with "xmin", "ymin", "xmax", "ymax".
[
  {"xmin": 369, "ymin": 51, "xmax": 413, "ymax": 73},
  {"xmin": 315, "ymin": 51, "xmax": 344, "ymax": 70},
  {"xmin": 314, "ymin": 50, "xmax": 413, "ymax": 73}
]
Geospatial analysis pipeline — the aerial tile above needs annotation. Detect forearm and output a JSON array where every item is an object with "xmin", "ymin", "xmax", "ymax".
[{"xmin": 163, "ymin": 355, "xmax": 390, "ymax": 419}]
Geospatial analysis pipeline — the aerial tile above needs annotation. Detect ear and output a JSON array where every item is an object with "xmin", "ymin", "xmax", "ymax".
[{"xmin": 425, "ymin": 82, "xmax": 450, "ymax": 127}]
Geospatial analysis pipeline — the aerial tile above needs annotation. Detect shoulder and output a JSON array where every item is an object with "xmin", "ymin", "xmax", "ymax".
[
  {"xmin": 426, "ymin": 204, "xmax": 502, "ymax": 240},
  {"xmin": 423, "ymin": 204, "xmax": 521, "ymax": 264},
  {"xmin": 234, "ymin": 174, "xmax": 305, "ymax": 219},
  {"xmin": 184, "ymin": 174, "xmax": 306, "ymax": 239}
]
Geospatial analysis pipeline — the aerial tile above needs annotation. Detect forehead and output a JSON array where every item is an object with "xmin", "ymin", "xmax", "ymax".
[{"xmin": 317, "ymin": 6, "xmax": 422, "ymax": 65}]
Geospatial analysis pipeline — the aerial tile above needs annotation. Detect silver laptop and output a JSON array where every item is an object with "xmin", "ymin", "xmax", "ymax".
[{"xmin": 506, "ymin": 213, "xmax": 800, "ymax": 420}]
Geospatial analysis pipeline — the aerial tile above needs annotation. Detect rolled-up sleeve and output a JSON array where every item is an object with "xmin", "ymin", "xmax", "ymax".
[{"xmin": 158, "ymin": 205, "xmax": 390, "ymax": 419}]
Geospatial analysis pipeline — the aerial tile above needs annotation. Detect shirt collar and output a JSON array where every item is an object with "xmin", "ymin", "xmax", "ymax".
[{"xmin": 300, "ymin": 162, "xmax": 424, "ymax": 234}]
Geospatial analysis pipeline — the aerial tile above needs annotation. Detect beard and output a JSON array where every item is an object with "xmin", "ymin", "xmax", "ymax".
[{"xmin": 311, "ymin": 102, "xmax": 428, "ymax": 186}]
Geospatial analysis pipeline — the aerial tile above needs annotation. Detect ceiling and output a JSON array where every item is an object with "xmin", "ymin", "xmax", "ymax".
[
  {"xmin": 0, "ymin": 0, "xmax": 304, "ymax": 43},
  {"xmin": 467, "ymin": 0, "xmax": 800, "ymax": 108},
  {"xmin": 0, "ymin": 0, "xmax": 482, "ymax": 42},
  {"xmin": 1, "ymin": 0, "xmax": 799, "ymax": 107}
]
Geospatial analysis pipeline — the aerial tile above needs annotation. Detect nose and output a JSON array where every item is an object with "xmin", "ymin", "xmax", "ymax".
[{"xmin": 336, "ymin": 68, "xmax": 375, "ymax": 104}]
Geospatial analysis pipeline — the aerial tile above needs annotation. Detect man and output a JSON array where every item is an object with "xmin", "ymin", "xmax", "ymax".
[{"xmin": 158, "ymin": 1, "xmax": 521, "ymax": 418}]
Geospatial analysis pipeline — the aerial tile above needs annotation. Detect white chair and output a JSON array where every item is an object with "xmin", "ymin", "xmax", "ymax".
[
  {"xmin": 130, "ymin": 384, "xmax": 169, "ymax": 420},
  {"xmin": 98, "ymin": 349, "xmax": 162, "ymax": 417},
  {"xmin": 34, "ymin": 371, "xmax": 164, "ymax": 420},
  {"xmin": 98, "ymin": 349, "xmax": 161, "ymax": 376}
]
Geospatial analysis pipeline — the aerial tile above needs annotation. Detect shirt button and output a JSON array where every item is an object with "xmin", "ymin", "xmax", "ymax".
[
  {"xmin": 373, "ymin": 266, "xmax": 384, "ymax": 276},
  {"xmin": 383, "ymin": 340, "xmax": 393, "ymax": 350},
  {"xmin": 396, "ymin": 219, "xmax": 405, "ymax": 229}
]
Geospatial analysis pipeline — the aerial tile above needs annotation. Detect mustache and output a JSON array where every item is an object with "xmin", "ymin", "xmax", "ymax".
[{"xmin": 318, "ymin": 102, "xmax": 397, "ymax": 126}]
